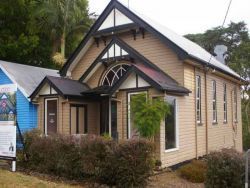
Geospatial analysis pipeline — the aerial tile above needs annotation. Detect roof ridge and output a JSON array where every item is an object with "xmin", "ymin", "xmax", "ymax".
[{"xmin": 0, "ymin": 60, "xmax": 58, "ymax": 72}]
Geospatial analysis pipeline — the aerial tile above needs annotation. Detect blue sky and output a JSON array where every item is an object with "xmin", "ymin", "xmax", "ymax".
[{"xmin": 88, "ymin": 0, "xmax": 250, "ymax": 35}]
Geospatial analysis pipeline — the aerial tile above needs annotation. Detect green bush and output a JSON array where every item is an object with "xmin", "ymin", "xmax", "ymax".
[
  {"xmin": 178, "ymin": 160, "xmax": 207, "ymax": 183},
  {"xmin": 243, "ymin": 133, "xmax": 250, "ymax": 151},
  {"xmin": 20, "ymin": 130, "xmax": 155, "ymax": 187},
  {"xmin": 205, "ymin": 148, "xmax": 245, "ymax": 188}
]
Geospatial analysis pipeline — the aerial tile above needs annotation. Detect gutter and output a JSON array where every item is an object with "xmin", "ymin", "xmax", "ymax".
[{"xmin": 188, "ymin": 54, "xmax": 245, "ymax": 83}]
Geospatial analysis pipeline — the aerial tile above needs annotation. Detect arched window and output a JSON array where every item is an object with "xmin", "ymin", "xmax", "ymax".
[{"xmin": 102, "ymin": 64, "xmax": 130, "ymax": 86}]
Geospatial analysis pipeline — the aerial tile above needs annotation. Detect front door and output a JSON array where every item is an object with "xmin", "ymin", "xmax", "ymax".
[{"xmin": 46, "ymin": 99, "xmax": 57, "ymax": 135}]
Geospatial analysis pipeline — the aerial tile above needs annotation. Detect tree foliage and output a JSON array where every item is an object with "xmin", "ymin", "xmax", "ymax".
[
  {"xmin": 0, "ymin": 0, "xmax": 92, "ymax": 68},
  {"xmin": 130, "ymin": 93, "xmax": 170, "ymax": 139},
  {"xmin": 185, "ymin": 22, "xmax": 249, "ymax": 56},
  {"xmin": 31, "ymin": 0, "xmax": 92, "ymax": 64}
]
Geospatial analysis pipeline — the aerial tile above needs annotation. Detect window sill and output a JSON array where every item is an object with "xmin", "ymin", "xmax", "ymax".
[
  {"xmin": 212, "ymin": 122, "xmax": 218, "ymax": 125},
  {"xmin": 165, "ymin": 148, "xmax": 179, "ymax": 153}
]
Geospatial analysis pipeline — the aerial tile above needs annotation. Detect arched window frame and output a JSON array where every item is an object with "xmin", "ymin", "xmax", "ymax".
[{"xmin": 101, "ymin": 63, "xmax": 130, "ymax": 86}]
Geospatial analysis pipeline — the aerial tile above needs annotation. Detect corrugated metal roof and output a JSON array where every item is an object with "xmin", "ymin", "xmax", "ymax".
[
  {"xmin": 134, "ymin": 63, "xmax": 190, "ymax": 94},
  {"xmin": 46, "ymin": 76, "xmax": 89, "ymax": 97},
  {"xmin": 0, "ymin": 60, "xmax": 59, "ymax": 98},
  {"xmin": 125, "ymin": 5, "xmax": 241, "ymax": 79}
]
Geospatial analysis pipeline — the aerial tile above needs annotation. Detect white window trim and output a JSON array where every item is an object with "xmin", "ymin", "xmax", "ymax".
[
  {"xmin": 196, "ymin": 75, "xmax": 201, "ymax": 124},
  {"xmin": 212, "ymin": 81, "xmax": 217, "ymax": 123},
  {"xmin": 223, "ymin": 83, "xmax": 227, "ymax": 123},
  {"xmin": 165, "ymin": 97, "xmax": 179, "ymax": 152},
  {"xmin": 127, "ymin": 91, "xmax": 147, "ymax": 139},
  {"xmin": 233, "ymin": 88, "xmax": 238, "ymax": 123},
  {"xmin": 101, "ymin": 63, "xmax": 130, "ymax": 86},
  {"xmin": 44, "ymin": 98, "xmax": 58, "ymax": 136}
]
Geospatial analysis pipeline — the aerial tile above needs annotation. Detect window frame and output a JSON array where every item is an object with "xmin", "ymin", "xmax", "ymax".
[
  {"xmin": 223, "ymin": 83, "xmax": 227, "ymax": 123},
  {"xmin": 196, "ymin": 75, "xmax": 202, "ymax": 124},
  {"xmin": 101, "ymin": 63, "xmax": 130, "ymax": 86},
  {"xmin": 212, "ymin": 80, "xmax": 217, "ymax": 124},
  {"xmin": 233, "ymin": 88, "xmax": 238, "ymax": 123},
  {"xmin": 165, "ymin": 96, "xmax": 179, "ymax": 153}
]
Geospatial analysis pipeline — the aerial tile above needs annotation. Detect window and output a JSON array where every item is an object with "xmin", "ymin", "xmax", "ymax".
[
  {"xmin": 212, "ymin": 80, "xmax": 217, "ymax": 123},
  {"xmin": 196, "ymin": 75, "xmax": 201, "ymax": 124},
  {"xmin": 233, "ymin": 88, "xmax": 237, "ymax": 122},
  {"xmin": 223, "ymin": 84, "xmax": 227, "ymax": 122},
  {"xmin": 102, "ymin": 64, "xmax": 130, "ymax": 86},
  {"xmin": 165, "ymin": 96, "xmax": 178, "ymax": 151}
]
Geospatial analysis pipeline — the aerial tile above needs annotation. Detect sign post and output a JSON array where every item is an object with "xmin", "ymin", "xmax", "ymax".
[
  {"xmin": 0, "ymin": 84, "xmax": 17, "ymax": 172},
  {"xmin": 245, "ymin": 149, "xmax": 250, "ymax": 188}
]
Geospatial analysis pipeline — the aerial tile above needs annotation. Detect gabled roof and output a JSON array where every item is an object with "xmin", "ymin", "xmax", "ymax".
[
  {"xmin": 60, "ymin": 0, "xmax": 243, "ymax": 82},
  {"xmin": 134, "ymin": 63, "xmax": 190, "ymax": 94},
  {"xmin": 30, "ymin": 76, "xmax": 90, "ymax": 99},
  {"xmin": 0, "ymin": 60, "xmax": 59, "ymax": 99},
  {"xmin": 79, "ymin": 36, "xmax": 174, "ymax": 83},
  {"xmin": 82, "ymin": 64, "xmax": 190, "ymax": 96}
]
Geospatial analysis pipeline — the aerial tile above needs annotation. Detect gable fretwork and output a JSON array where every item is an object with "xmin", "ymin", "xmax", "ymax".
[
  {"xmin": 78, "ymin": 36, "xmax": 190, "ymax": 97},
  {"xmin": 101, "ymin": 43, "xmax": 129, "ymax": 60},
  {"xmin": 98, "ymin": 8, "xmax": 133, "ymax": 31},
  {"xmin": 102, "ymin": 63, "xmax": 130, "ymax": 86}
]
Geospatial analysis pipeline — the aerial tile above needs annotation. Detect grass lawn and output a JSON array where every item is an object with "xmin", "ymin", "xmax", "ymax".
[
  {"xmin": 0, "ymin": 168, "xmax": 204, "ymax": 188},
  {"xmin": 0, "ymin": 169, "xmax": 83, "ymax": 188},
  {"xmin": 0, "ymin": 161, "xmax": 204, "ymax": 188}
]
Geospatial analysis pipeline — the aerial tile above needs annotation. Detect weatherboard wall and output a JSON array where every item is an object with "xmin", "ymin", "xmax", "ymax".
[{"xmin": 0, "ymin": 68, "xmax": 37, "ymax": 132}]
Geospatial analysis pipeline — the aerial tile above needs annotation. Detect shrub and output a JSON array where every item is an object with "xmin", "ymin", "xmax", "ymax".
[
  {"xmin": 205, "ymin": 148, "xmax": 245, "ymax": 188},
  {"xmin": 178, "ymin": 160, "xmax": 207, "ymax": 183},
  {"xmin": 111, "ymin": 140, "xmax": 155, "ymax": 187},
  {"xmin": 131, "ymin": 93, "xmax": 170, "ymax": 139},
  {"xmin": 80, "ymin": 138, "xmax": 154, "ymax": 187},
  {"xmin": 21, "ymin": 130, "xmax": 85, "ymax": 179},
  {"xmin": 19, "ymin": 130, "xmax": 155, "ymax": 187}
]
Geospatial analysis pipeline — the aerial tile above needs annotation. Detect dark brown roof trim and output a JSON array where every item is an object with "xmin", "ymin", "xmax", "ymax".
[
  {"xmin": 79, "ymin": 36, "xmax": 181, "ymax": 87},
  {"xmin": 60, "ymin": 0, "xmax": 188, "ymax": 76}
]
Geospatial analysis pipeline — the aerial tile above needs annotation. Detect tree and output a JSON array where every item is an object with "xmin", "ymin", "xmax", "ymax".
[
  {"xmin": 185, "ymin": 22, "xmax": 249, "ymax": 58},
  {"xmin": 231, "ymin": 41, "xmax": 250, "ymax": 149},
  {"xmin": 32, "ymin": 0, "xmax": 92, "ymax": 65},
  {"xmin": 130, "ymin": 93, "xmax": 170, "ymax": 139},
  {"xmin": 0, "ymin": 0, "xmax": 56, "ymax": 68}
]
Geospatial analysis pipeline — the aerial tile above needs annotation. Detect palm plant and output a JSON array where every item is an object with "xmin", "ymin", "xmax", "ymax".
[{"xmin": 31, "ymin": 0, "xmax": 92, "ymax": 64}]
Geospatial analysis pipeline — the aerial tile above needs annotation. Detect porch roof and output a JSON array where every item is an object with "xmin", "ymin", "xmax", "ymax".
[
  {"xmin": 82, "ymin": 63, "xmax": 190, "ymax": 96},
  {"xmin": 30, "ymin": 76, "xmax": 90, "ymax": 99}
]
